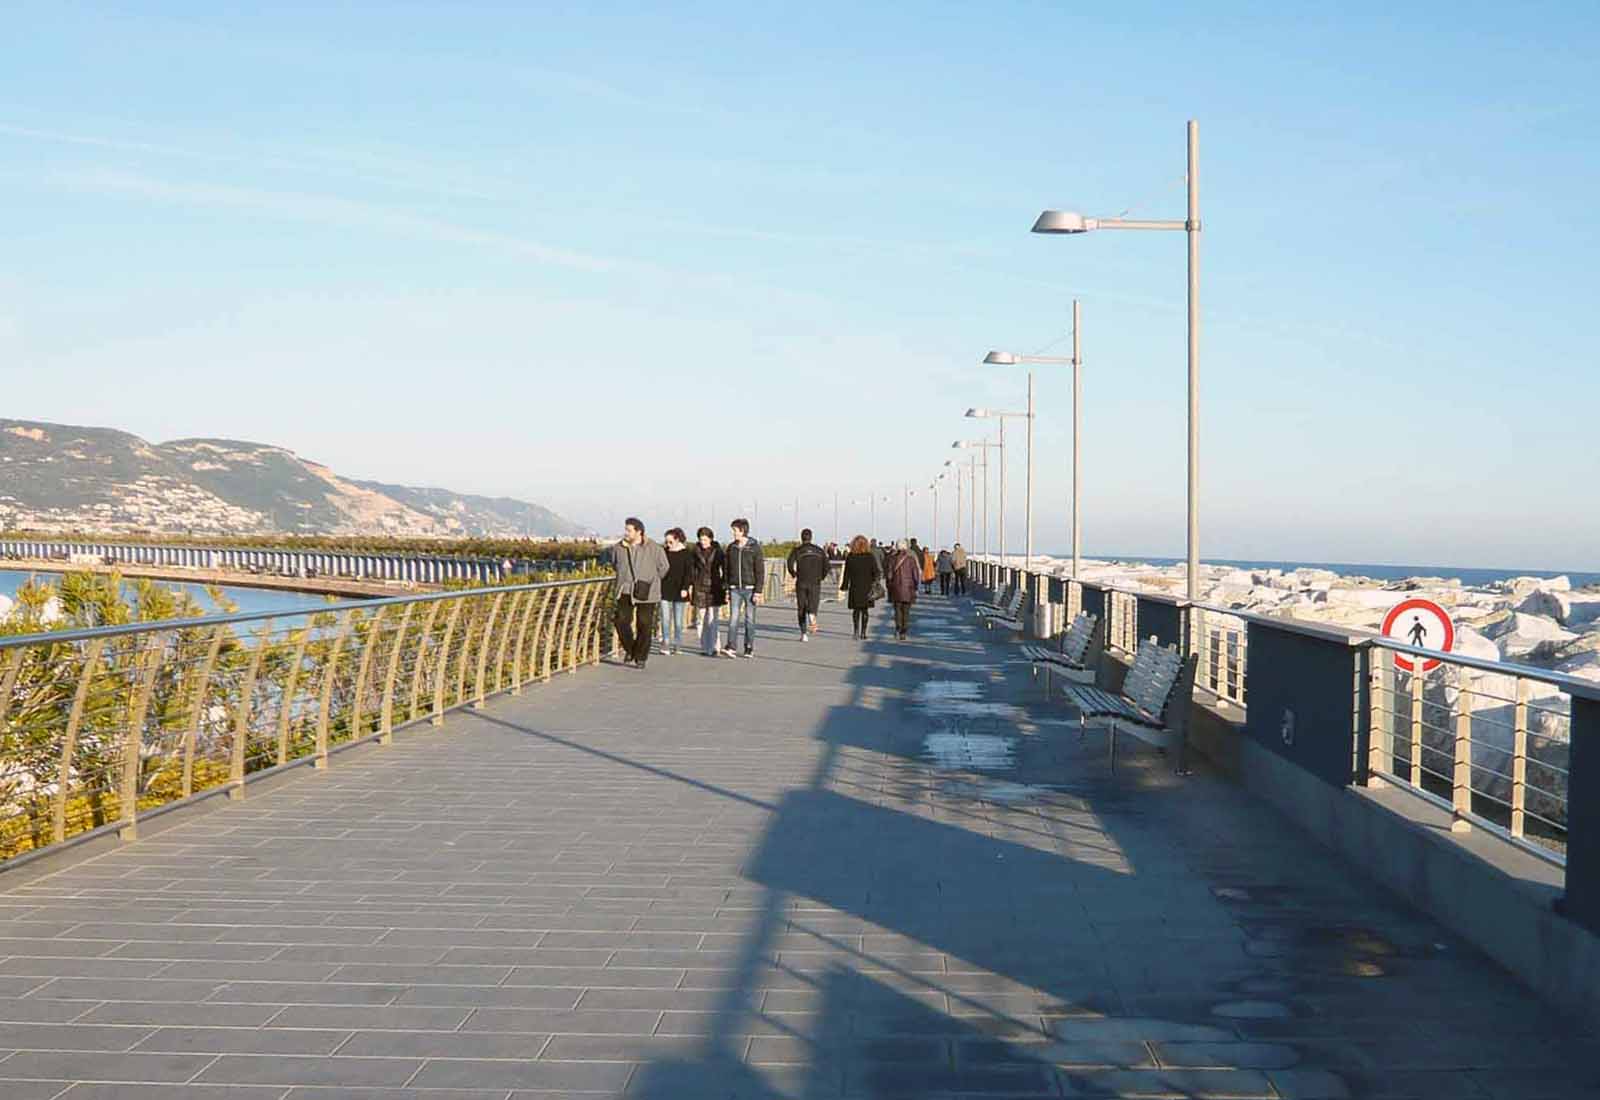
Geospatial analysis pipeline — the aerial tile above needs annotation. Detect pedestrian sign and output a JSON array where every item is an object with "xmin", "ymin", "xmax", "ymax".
[{"xmin": 1381, "ymin": 598, "xmax": 1454, "ymax": 673}]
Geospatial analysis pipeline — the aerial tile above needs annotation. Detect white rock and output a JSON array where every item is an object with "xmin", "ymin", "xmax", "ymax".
[{"xmin": 1518, "ymin": 589, "xmax": 1573, "ymax": 624}]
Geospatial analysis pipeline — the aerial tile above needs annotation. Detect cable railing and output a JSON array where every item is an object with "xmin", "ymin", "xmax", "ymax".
[
  {"xmin": 1368, "ymin": 638, "xmax": 1574, "ymax": 864},
  {"xmin": 1189, "ymin": 604, "xmax": 1249, "ymax": 712},
  {"xmin": 0, "ymin": 576, "xmax": 614, "ymax": 864}
]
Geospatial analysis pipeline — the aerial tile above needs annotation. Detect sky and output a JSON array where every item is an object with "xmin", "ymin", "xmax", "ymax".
[{"xmin": 3, "ymin": 1, "xmax": 1598, "ymax": 570}]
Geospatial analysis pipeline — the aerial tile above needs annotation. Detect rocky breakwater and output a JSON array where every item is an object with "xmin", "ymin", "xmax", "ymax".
[{"xmin": 1035, "ymin": 557, "xmax": 1600, "ymax": 841}]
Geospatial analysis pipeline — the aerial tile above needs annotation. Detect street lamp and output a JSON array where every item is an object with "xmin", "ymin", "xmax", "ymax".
[
  {"xmin": 984, "ymin": 299, "xmax": 1084, "ymax": 579},
  {"xmin": 943, "ymin": 460, "xmax": 962, "ymax": 549},
  {"xmin": 952, "ymin": 439, "xmax": 999, "ymax": 560},
  {"xmin": 966, "ymin": 404, "xmax": 1030, "ymax": 569},
  {"xmin": 1032, "ymin": 119, "xmax": 1200, "ymax": 598}
]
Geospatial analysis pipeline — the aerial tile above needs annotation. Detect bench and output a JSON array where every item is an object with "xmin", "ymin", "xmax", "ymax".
[
  {"xmin": 1063, "ymin": 638, "xmax": 1196, "ymax": 774},
  {"xmin": 976, "ymin": 586, "xmax": 1024, "ymax": 631},
  {"xmin": 1020, "ymin": 611, "xmax": 1102, "ymax": 686}
]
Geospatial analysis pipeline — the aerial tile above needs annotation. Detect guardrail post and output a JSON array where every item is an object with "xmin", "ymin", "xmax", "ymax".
[
  {"xmin": 1452, "ymin": 670, "xmax": 1474, "ymax": 832},
  {"xmin": 316, "ymin": 610, "xmax": 355, "ymax": 765},
  {"xmin": 375, "ymin": 605, "xmax": 407, "ymax": 745},
  {"xmin": 510, "ymin": 590, "xmax": 539, "ymax": 694},
  {"xmin": 1365, "ymin": 646, "xmax": 1392, "ymax": 785},
  {"xmin": 228, "ymin": 624, "xmax": 269, "ymax": 801},
  {"xmin": 432, "ymin": 600, "xmax": 464, "ymax": 726},
  {"xmin": 276, "ymin": 627, "xmax": 313, "ymax": 766},
  {"xmin": 120, "ymin": 640, "xmax": 163, "ymax": 842},
  {"xmin": 1559, "ymin": 690, "xmax": 1600, "ymax": 934},
  {"xmin": 1511, "ymin": 678, "xmax": 1529, "ymax": 838},
  {"xmin": 408, "ymin": 601, "xmax": 443, "ymax": 723},
  {"xmin": 1409, "ymin": 661, "xmax": 1424, "ymax": 787},
  {"xmin": 347, "ymin": 607, "xmax": 383, "ymax": 748},
  {"xmin": 182, "ymin": 625, "xmax": 228, "ymax": 798},
  {"xmin": 542, "ymin": 587, "xmax": 572, "ymax": 679}
]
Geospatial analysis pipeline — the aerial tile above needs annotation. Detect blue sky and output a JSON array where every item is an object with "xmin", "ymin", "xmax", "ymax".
[{"xmin": 3, "ymin": 1, "xmax": 1597, "ymax": 569}]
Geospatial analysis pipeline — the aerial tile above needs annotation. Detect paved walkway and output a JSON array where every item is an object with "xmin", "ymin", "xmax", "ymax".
[{"xmin": 2, "ymin": 592, "xmax": 1598, "ymax": 1098}]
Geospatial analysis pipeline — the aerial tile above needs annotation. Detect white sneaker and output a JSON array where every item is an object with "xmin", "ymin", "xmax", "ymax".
[
  {"xmin": 799, "ymin": 633, "xmax": 808, "ymax": 643},
  {"xmin": 658, "ymin": 644, "xmax": 669, "ymax": 655},
  {"xmin": 721, "ymin": 648, "xmax": 737, "ymax": 659}
]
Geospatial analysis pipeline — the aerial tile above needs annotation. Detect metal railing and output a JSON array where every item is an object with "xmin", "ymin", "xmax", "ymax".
[
  {"xmin": 0, "ymin": 576, "xmax": 614, "ymax": 864},
  {"xmin": 1189, "ymin": 604, "xmax": 1249, "ymax": 712},
  {"xmin": 1368, "ymin": 637, "xmax": 1575, "ymax": 864},
  {"xmin": 1106, "ymin": 590, "xmax": 1140, "ymax": 655}
]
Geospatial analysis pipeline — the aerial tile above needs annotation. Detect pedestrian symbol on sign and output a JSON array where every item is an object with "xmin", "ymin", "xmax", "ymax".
[
  {"xmin": 1382, "ymin": 598, "xmax": 1455, "ymax": 673},
  {"xmin": 1408, "ymin": 617, "xmax": 1427, "ymax": 647}
]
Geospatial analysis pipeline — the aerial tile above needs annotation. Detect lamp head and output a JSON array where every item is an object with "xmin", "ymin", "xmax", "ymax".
[
  {"xmin": 1032, "ymin": 209, "xmax": 1094, "ymax": 234},
  {"xmin": 983, "ymin": 350, "xmax": 1019, "ymax": 365},
  {"xmin": 951, "ymin": 441, "xmax": 966, "ymax": 449},
  {"xmin": 965, "ymin": 408, "xmax": 988, "ymax": 418}
]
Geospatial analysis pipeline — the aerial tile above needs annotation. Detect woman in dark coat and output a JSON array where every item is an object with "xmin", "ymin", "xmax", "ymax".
[
  {"xmin": 688, "ymin": 526, "xmax": 727, "ymax": 656},
  {"xmin": 884, "ymin": 539, "xmax": 921, "ymax": 640},
  {"xmin": 840, "ymin": 534, "xmax": 881, "ymax": 640}
]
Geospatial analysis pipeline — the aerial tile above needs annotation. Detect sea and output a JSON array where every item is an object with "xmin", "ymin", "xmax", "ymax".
[
  {"xmin": 1071, "ymin": 556, "xmax": 1600, "ymax": 590},
  {"xmin": 0, "ymin": 569, "xmax": 345, "ymax": 619}
]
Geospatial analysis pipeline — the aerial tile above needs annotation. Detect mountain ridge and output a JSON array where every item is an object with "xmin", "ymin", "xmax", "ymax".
[{"xmin": 0, "ymin": 419, "xmax": 584, "ymax": 538}]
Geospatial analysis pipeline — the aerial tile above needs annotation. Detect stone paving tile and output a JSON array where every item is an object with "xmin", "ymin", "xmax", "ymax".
[{"xmin": 3, "ymin": 596, "xmax": 1597, "ymax": 1097}]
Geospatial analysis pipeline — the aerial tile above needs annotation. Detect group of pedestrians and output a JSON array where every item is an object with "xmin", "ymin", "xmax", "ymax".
[{"xmin": 608, "ymin": 517, "xmax": 970, "ymax": 667}]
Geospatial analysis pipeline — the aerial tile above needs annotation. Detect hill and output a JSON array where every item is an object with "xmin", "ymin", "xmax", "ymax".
[{"xmin": 0, "ymin": 419, "xmax": 584, "ymax": 538}]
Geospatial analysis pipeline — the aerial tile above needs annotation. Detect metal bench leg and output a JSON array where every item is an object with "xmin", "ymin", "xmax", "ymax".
[{"xmin": 1109, "ymin": 722, "xmax": 1118, "ymax": 772}]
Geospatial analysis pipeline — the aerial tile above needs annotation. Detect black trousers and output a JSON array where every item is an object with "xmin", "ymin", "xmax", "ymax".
[
  {"xmin": 939, "ymin": 573, "xmax": 951, "ymax": 595},
  {"xmin": 796, "ymin": 582, "xmax": 821, "ymax": 629},
  {"xmin": 893, "ymin": 602, "xmax": 911, "ymax": 635},
  {"xmin": 852, "ymin": 608, "xmax": 870, "ymax": 635},
  {"xmin": 954, "ymin": 568, "xmax": 968, "ymax": 595},
  {"xmin": 614, "ymin": 595, "xmax": 657, "ymax": 665}
]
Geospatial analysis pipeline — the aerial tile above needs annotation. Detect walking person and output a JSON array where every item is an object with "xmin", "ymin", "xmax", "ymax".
[
  {"xmin": 841, "ymin": 535, "xmax": 882, "ymax": 640},
  {"xmin": 722, "ymin": 518, "xmax": 764, "ymax": 658},
  {"xmin": 786, "ymin": 528, "xmax": 831, "ymax": 641},
  {"xmin": 688, "ymin": 527, "xmax": 726, "ymax": 656},
  {"xmin": 609, "ymin": 518, "xmax": 670, "ymax": 668},
  {"xmin": 952, "ymin": 542, "xmax": 969, "ymax": 596},
  {"xmin": 919, "ymin": 540, "xmax": 936, "ymax": 594},
  {"xmin": 936, "ymin": 548, "xmax": 954, "ymax": 596},
  {"xmin": 885, "ymin": 539, "xmax": 921, "ymax": 640},
  {"xmin": 657, "ymin": 528, "xmax": 693, "ymax": 654}
]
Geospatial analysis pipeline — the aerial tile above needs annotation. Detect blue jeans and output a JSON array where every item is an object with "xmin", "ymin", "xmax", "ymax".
[
  {"xmin": 700, "ymin": 604, "xmax": 721, "ymax": 655},
  {"xmin": 728, "ymin": 587, "xmax": 757, "ymax": 651},
  {"xmin": 658, "ymin": 600, "xmax": 685, "ymax": 649}
]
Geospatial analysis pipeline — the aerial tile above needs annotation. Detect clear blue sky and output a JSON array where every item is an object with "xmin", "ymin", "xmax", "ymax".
[{"xmin": 4, "ymin": 1, "xmax": 1597, "ymax": 569}]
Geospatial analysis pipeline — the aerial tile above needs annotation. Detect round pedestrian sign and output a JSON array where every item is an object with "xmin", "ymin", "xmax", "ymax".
[{"xmin": 1381, "ymin": 598, "xmax": 1454, "ymax": 673}]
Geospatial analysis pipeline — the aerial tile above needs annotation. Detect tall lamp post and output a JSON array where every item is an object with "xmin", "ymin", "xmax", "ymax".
[
  {"xmin": 966, "ymin": 401, "xmax": 1031, "ymax": 569},
  {"xmin": 952, "ymin": 439, "xmax": 999, "ymax": 560},
  {"xmin": 984, "ymin": 298, "xmax": 1084, "ymax": 578},
  {"xmin": 1032, "ymin": 120, "xmax": 1200, "ymax": 598},
  {"xmin": 942, "ymin": 461, "xmax": 959, "ymax": 547}
]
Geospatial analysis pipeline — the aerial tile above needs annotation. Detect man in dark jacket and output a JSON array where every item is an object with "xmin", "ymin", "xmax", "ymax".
[
  {"xmin": 786, "ymin": 528, "xmax": 831, "ymax": 641},
  {"xmin": 722, "ymin": 518, "xmax": 764, "ymax": 658},
  {"xmin": 609, "ymin": 518, "xmax": 670, "ymax": 668}
]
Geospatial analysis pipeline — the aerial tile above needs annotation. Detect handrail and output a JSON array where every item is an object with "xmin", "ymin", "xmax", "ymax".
[
  {"xmin": 0, "ymin": 575, "xmax": 611, "ymax": 651},
  {"xmin": 0, "ymin": 575, "xmax": 617, "ymax": 864}
]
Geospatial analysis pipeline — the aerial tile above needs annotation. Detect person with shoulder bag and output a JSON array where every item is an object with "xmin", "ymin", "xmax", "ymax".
[{"xmin": 610, "ymin": 517, "xmax": 670, "ymax": 669}]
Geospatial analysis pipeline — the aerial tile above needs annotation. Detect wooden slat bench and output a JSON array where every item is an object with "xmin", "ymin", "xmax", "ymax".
[
  {"xmin": 1063, "ymin": 638, "xmax": 1196, "ymax": 773},
  {"xmin": 1020, "ymin": 611, "xmax": 1102, "ymax": 686},
  {"xmin": 976, "ymin": 585, "xmax": 1024, "ymax": 631}
]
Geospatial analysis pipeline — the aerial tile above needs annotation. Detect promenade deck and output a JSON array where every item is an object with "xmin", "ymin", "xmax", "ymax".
[{"xmin": 1, "ymin": 593, "xmax": 1595, "ymax": 1098}]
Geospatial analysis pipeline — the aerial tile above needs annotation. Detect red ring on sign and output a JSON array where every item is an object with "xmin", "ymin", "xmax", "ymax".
[{"xmin": 1381, "ymin": 598, "xmax": 1454, "ymax": 673}]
